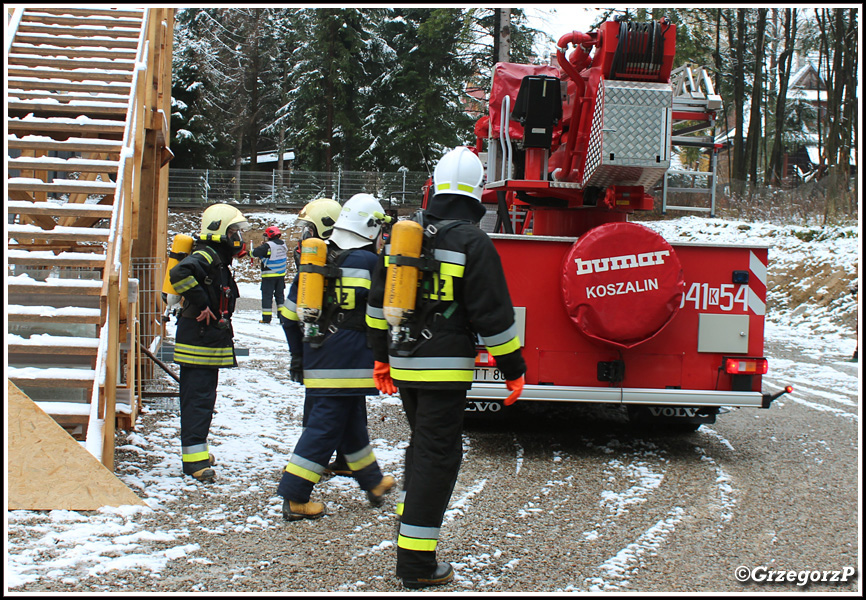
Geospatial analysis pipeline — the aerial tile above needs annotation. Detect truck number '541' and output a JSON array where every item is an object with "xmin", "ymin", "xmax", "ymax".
[{"xmin": 681, "ymin": 282, "xmax": 748, "ymax": 312}]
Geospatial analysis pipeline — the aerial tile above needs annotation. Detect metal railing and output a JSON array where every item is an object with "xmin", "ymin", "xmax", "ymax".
[{"xmin": 167, "ymin": 167, "xmax": 430, "ymax": 208}]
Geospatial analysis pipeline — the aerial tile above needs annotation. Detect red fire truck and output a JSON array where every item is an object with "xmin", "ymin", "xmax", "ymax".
[{"xmin": 424, "ymin": 17, "xmax": 791, "ymax": 429}]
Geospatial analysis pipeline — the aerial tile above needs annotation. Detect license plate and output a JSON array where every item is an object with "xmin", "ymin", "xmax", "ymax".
[{"xmin": 474, "ymin": 367, "xmax": 506, "ymax": 382}]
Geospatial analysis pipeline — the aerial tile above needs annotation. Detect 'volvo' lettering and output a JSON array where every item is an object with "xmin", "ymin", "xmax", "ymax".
[
  {"xmin": 575, "ymin": 250, "xmax": 670, "ymax": 275},
  {"xmin": 465, "ymin": 401, "xmax": 502, "ymax": 413},
  {"xmin": 649, "ymin": 407, "xmax": 700, "ymax": 418}
]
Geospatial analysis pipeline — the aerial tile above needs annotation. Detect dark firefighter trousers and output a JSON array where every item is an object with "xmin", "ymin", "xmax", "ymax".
[
  {"xmin": 260, "ymin": 277, "xmax": 285, "ymax": 321},
  {"xmin": 277, "ymin": 393, "xmax": 383, "ymax": 502},
  {"xmin": 396, "ymin": 387, "xmax": 466, "ymax": 579},
  {"xmin": 179, "ymin": 365, "xmax": 219, "ymax": 475}
]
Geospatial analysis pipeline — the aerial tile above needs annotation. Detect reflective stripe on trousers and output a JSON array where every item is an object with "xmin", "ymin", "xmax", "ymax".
[
  {"xmin": 398, "ymin": 523, "xmax": 440, "ymax": 552},
  {"xmin": 182, "ymin": 442, "xmax": 209, "ymax": 464},
  {"xmin": 343, "ymin": 444, "xmax": 377, "ymax": 472},
  {"xmin": 284, "ymin": 453, "xmax": 325, "ymax": 484}
]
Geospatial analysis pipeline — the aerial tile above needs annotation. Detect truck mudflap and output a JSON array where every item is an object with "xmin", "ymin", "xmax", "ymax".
[{"xmin": 467, "ymin": 382, "xmax": 766, "ymax": 408}]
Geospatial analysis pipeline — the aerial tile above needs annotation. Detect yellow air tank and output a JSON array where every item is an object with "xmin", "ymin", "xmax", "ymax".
[
  {"xmin": 297, "ymin": 237, "xmax": 328, "ymax": 322},
  {"xmin": 162, "ymin": 234, "xmax": 195, "ymax": 307},
  {"xmin": 384, "ymin": 219, "xmax": 424, "ymax": 328}
]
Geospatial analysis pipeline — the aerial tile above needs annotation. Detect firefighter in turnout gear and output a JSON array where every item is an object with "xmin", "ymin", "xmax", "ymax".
[
  {"xmin": 279, "ymin": 197, "xmax": 352, "ymax": 476},
  {"xmin": 277, "ymin": 194, "xmax": 396, "ymax": 521},
  {"xmin": 252, "ymin": 225, "xmax": 288, "ymax": 323},
  {"xmin": 169, "ymin": 203, "xmax": 250, "ymax": 483},
  {"xmin": 280, "ymin": 198, "xmax": 342, "ymax": 383},
  {"xmin": 366, "ymin": 147, "xmax": 527, "ymax": 589}
]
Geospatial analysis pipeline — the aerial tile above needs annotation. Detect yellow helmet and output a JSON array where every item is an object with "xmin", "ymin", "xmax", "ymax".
[
  {"xmin": 297, "ymin": 197, "xmax": 342, "ymax": 240},
  {"xmin": 199, "ymin": 203, "xmax": 250, "ymax": 253}
]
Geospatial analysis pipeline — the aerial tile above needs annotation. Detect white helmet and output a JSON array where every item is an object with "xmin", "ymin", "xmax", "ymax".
[
  {"xmin": 432, "ymin": 146, "xmax": 484, "ymax": 202},
  {"xmin": 330, "ymin": 193, "xmax": 389, "ymax": 250}
]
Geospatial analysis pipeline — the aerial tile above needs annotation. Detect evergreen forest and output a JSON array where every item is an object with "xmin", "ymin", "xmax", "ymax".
[{"xmin": 170, "ymin": 7, "xmax": 858, "ymax": 218}]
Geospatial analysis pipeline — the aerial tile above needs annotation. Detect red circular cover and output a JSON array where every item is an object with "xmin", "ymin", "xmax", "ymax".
[{"xmin": 561, "ymin": 222, "xmax": 684, "ymax": 348}]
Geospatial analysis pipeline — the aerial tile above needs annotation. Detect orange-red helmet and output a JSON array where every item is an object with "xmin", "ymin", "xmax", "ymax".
[{"xmin": 265, "ymin": 226, "xmax": 282, "ymax": 239}]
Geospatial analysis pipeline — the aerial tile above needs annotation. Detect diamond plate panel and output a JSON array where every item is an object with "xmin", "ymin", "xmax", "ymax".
[
  {"xmin": 584, "ymin": 79, "xmax": 671, "ymax": 189},
  {"xmin": 582, "ymin": 85, "xmax": 605, "ymax": 184}
]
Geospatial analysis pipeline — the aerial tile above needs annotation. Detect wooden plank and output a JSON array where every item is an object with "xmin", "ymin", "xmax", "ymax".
[
  {"xmin": 16, "ymin": 24, "xmax": 142, "ymax": 39},
  {"xmin": 7, "ymin": 278, "xmax": 104, "ymax": 295},
  {"xmin": 7, "ymin": 56, "xmax": 136, "ymax": 71},
  {"xmin": 7, "ymin": 137, "xmax": 122, "ymax": 154},
  {"xmin": 27, "ymin": 7, "xmax": 144, "ymax": 19},
  {"xmin": 7, "ymin": 382, "xmax": 147, "ymax": 510},
  {"xmin": 8, "ymin": 367, "xmax": 96, "ymax": 388},
  {"xmin": 21, "ymin": 14, "xmax": 144, "ymax": 28},
  {"xmin": 12, "ymin": 33, "xmax": 140, "ymax": 49},
  {"xmin": 9, "ymin": 90, "xmax": 129, "ymax": 103},
  {"xmin": 9, "ymin": 156, "xmax": 121, "ymax": 173},
  {"xmin": 8, "ymin": 180, "xmax": 116, "ymax": 195},
  {"xmin": 7, "ymin": 66, "xmax": 133, "ymax": 82},
  {"xmin": 6, "ymin": 252, "xmax": 106, "ymax": 268},
  {"xmin": 8, "ymin": 117, "xmax": 125, "ymax": 135},
  {"xmin": 6, "ymin": 307, "xmax": 102, "ymax": 324},
  {"xmin": 8, "ymin": 337, "xmax": 100, "ymax": 355},
  {"xmin": 7, "ymin": 102, "xmax": 128, "ymax": 119},
  {"xmin": 10, "ymin": 44, "xmax": 137, "ymax": 59},
  {"xmin": 7, "ymin": 227, "xmax": 111, "ymax": 243},
  {"xmin": 7, "ymin": 77, "xmax": 131, "ymax": 94},
  {"xmin": 8, "ymin": 200, "xmax": 115, "ymax": 217}
]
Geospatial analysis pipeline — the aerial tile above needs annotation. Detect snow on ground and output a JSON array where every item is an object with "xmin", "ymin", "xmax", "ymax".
[{"xmin": 4, "ymin": 215, "xmax": 860, "ymax": 590}]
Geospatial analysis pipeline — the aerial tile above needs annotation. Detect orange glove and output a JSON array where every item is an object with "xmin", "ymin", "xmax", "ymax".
[
  {"xmin": 373, "ymin": 361, "xmax": 398, "ymax": 395},
  {"xmin": 504, "ymin": 375, "xmax": 525, "ymax": 406}
]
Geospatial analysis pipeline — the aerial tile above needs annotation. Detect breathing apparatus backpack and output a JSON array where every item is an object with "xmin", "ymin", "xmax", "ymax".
[
  {"xmin": 161, "ymin": 233, "xmax": 195, "ymax": 321},
  {"xmin": 383, "ymin": 210, "xmax": 463, "ymax": 356},
  {"xmin": 164, "ymin": 235, "xmax": 234, "ymax": 328},
  {"xmin": 296, "ymin": 239, "xmax": 357, "ymax": 348}
]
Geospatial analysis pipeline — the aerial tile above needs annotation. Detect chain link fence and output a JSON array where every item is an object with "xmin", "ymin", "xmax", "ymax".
[{"xmin": 168, "ymin": 168, "xmax": 430, "ymax": 210}]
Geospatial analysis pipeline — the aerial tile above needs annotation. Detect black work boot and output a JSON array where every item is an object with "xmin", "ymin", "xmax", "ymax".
[
  {"xmin": 402, "ymin": 562, "xmax": 454, "ymax": 589},
  {"xmin": 324, "ymin": 458, "xmax": 352, "ymax": 477}
]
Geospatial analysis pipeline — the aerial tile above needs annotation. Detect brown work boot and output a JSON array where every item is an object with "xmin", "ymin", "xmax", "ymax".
[
  {"xmin": 209, "ymin": 453, "xmax": 216, "ymax": 466},
  {"xmin": 188, "ymin": 466, "xmax": 216, "ymax": 483},
  {"xmin": 282, "ymin": 498, "xmax": 326, "ymax": 521},
  {"xmin": 366, "ymin": 475, "xmax": 396, "ymax": 507}
]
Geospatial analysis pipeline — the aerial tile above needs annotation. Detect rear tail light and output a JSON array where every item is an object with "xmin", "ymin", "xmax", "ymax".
[
  {"xmin": 724, "ymin": 357, "xmax": 768, "ymax": 375},
  {"xmin": 475, "ymin": 350, "xmax": 496, "ymax": 367}
]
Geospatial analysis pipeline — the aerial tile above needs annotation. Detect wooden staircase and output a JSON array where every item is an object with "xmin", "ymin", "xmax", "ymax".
[{"xmin": 6, "ymin": 7, "xmax": 176, "ymax": 470}]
